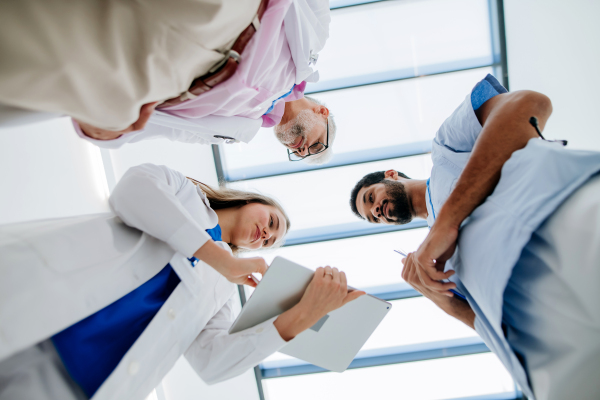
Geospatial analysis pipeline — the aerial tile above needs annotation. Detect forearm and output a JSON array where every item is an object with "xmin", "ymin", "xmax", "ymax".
[
  {"xmin": 273, "ymin": 303, "xmax": 316, "ymax": 341},
  {"xmin": 186, "ymin": 311, "xmax": 286, "ymax": 385},
  {"xmin": 437, "ymin": 297, "xmax": 475, "ymax": 329},
  {"xmin": 193, "ymin": 240, "xmax": 235, "ymax": 270},
  {"xmin": 436, "ymin": 91, "xmax": 552, "ymax": 229}
]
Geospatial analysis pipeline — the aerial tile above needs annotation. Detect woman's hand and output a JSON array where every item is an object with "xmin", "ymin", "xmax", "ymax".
[
  {"xmin": 193, "ymin": 240, "xmax": 267, "ymax": 287},
  {"xmin": 222, "ymin": 257, "xmax": 268, "ymax": 287},
  {"xmin": 274, "ymin": 266, "xmax": 365, "ymax": 341},
  {"xmin": 298, "ymin": 266, "xmax": 365, "ymax": 317}
]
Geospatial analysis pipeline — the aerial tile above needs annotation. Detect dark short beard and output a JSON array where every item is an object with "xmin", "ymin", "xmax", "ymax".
[{"xmin": 381, "ymin": 180, "xmax": 412, "ymax": 224}]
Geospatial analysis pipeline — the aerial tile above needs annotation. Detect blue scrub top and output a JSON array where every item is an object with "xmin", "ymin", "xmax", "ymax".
[{"xmin": 52, "ymin": 225, "xmax": 222, "ymax": 397}]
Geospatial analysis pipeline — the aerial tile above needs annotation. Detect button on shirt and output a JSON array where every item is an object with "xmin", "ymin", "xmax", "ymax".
[
  {"xmin": 52, "ymin": 225, "xmax": 222, "ymax": 397},
  {"xmin": 427, "ymin": 74, "xmax": 600, "ymax": 399}
]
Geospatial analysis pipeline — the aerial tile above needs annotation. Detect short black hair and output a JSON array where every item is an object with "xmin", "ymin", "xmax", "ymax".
[{"xmin": 349, "ymin": 170, "xmax": 410, "ymax": 219}]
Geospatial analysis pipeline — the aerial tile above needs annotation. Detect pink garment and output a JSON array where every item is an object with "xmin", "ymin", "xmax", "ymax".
[{"xmin": 158, "ymin": 0, "xmax": 305, "ymax": 128}]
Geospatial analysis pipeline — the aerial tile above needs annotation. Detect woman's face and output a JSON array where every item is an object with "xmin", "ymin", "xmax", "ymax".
[{"xmin": 230, "ymin": 203, "xmax": 287, "ymax": 250}]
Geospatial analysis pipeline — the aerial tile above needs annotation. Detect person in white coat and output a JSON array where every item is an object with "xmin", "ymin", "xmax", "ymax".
[{"xmin": 0, "ymin": 163, "xmax": 364, "ymax": 400}]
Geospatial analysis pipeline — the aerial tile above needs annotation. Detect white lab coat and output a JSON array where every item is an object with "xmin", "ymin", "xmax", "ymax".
[
  {"xmin": 77, "ymin": 0, "xmax": 332, "ymax": 149},
  {"xmin": 0, "ymin": 164, "xmax": 286, "ymax": 400}
]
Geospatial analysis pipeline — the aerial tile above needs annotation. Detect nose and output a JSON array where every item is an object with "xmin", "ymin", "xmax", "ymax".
[
  {"xmin": 297, "ymin": 145, "xmax": 309, "ymax": 156},
  {"xmin": 262, "ymin": 227, "xmax": 272, "ymax": 240},
  {"xmin": 370, "ymin": 202, "xmax": 382, "ymax": 220}
]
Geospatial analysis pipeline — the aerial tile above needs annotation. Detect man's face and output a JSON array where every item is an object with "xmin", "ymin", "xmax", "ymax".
[
  {"xmin": 274, "ymin": 109, "xmax": 327, "ymax": 158},
  {"xmin": 355, "ymin": 180, "xmax": 413, "ymax": 225}
]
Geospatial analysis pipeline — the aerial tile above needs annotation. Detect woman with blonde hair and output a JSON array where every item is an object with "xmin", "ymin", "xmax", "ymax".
[{"xmin": 0, "ymin": 163, "xmax": 363, "ymax": 400}]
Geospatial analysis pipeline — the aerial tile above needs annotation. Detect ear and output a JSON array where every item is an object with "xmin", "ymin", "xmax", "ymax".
[
  {"xmin": 384, "ymin": 169, "xmax": 399, "ymax": 180},
  {"xmin": 313, "ymin": 105, "xmax": 329, "ymax": 118}
]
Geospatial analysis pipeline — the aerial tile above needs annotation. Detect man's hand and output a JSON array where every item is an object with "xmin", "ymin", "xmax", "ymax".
[
  {"xmin": 411, "ymin": 220, "xmax": 460, "ymax": 296},
  {"xmin": 402, "ymin": 250, "xmax": 456, "ymax": 304},
  {"xmin": 274, "ymin": 266, "xmax": 365, "ymax": 341},
  {"xmin": 76, "ymin": 101, "xmax": 159, "ymax": 140},
  {"xmin": 402, "ymin": 252, "xmax": 475, "ymax": 329}
]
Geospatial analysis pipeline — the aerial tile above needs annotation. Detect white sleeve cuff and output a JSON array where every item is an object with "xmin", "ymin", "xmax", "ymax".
[
  {"xmin": 71, "ymin": 118, "xmax": 139, "ymax": 149},
  {"xmin": 250, "ymin": 316, "xmax": 288, "ymax": 355},
  {"xmin": 166, "ymin": 220, "xmax": 212, "ymax": 257}
]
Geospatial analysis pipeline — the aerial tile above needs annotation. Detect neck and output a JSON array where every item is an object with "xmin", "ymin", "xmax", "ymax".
[
  {"xmin": 279, "ymin": 98, "xmax": 311, "ymax": 126},
  {"xmin": 214, "ymin": 207, "xmax": 238, "ymax": 244},
  {"xmin": 405, "ymin": 179, "xmax": 428, "ymax": 220}
]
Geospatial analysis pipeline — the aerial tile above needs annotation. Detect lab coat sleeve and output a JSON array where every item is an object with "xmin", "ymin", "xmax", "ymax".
[
  {"xmin": 184, "ymin": 297, "xmax": 288, "ymax": 385},
  {"xmin": 109, "ymin": 163, "xmax": 214, "ymax": 257},
  {"xmin": 71, "ymin": 112, "xmax": 263, "ymax": 149}
]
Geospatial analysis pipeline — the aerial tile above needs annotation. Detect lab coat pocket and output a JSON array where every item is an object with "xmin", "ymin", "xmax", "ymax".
[{"xmin": 27, "ymin": 215, "xmax": 143, "ymax": 273}]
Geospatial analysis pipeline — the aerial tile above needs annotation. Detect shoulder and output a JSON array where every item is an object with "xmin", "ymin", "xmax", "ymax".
[{"xmin": 434, "ymin": 74, "xmax": 507, "ymax": 153}]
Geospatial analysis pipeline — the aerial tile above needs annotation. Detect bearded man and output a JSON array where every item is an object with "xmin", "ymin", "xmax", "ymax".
[
  {"xmin": 350, "ymin": 74, "xmax": 600, "ymax": 400},
  {"xmin": 0, "ymin": 0, "xmax": 336, "ymax": 164}
]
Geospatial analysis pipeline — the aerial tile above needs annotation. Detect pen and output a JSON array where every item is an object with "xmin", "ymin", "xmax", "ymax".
[{"xmin": 394, "ymin": 249, "xmax": 466, "ymax": 300}]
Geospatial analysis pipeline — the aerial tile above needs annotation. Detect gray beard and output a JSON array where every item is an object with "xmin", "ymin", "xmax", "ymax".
[{"xmin": 274, "ymin": 109, "xmax": 317, "ymax": 146}]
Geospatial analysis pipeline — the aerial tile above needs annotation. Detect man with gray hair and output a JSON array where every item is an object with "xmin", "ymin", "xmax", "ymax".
[{"xmin": 274, "ymin": 95, "xmax": 336, "ymax": 165}]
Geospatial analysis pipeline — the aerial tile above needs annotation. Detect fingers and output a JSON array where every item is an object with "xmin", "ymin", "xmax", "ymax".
[
  {"xmin": 250, "ymin": 257, "xmax": 268, "ymax": 276},
  {"xmin": 343, "ymin": 289, "xmax": 365, "ymax": 305},
  {"xmin": 415, "ymin": 266, "xmax": 456, "ymax": 296},
  {"xmin": 340, "ymin": 270, "xmax": 348, "ymax": 289},
  {"xmin": 331, "ymin": 267, "xmax": 340, "ymax": 283},
  {"xmin": 132, "ymin": 101, "xmax": 159, "ymax": 131},
  {"xmin": 419, "ymin": 258, "xmax": 454, "ymax": 280},
  {"xmin": 315, "ymin": 266, "xmax": 324, "ymax": 279},
  {"xmin": 323, "ymin": 265, "xmax": 333, "ymax": 279},
  {"xmin": 241, "ymin": 275, "xmax": 258, "ymax": 288}
]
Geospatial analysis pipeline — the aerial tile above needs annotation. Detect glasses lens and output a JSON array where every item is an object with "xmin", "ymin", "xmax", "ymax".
[
  {"xmin": 289, "ymin": 151, "xmax": 305, "ymax": 161},
  {"xmin": 309, "ymin": 143, "xmax": 326, "ymax": 155}
]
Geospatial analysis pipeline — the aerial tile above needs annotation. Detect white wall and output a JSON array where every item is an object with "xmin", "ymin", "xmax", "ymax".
[
  {"xmin": 504, "ymin": 0, "xmax": 600, "ymax": 151},
  {"xmin": 0, "ymin": 118, "xmax": 110, "ymax": 225}
]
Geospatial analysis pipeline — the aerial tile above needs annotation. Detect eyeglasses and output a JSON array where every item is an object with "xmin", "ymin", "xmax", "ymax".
[{"xmin": 287, "ymin": 120, "xmax": 329, "ymax": 161}]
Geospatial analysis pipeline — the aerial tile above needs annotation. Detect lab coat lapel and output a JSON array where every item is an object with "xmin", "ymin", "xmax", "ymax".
[{"xmin": 93, "ymin": 251, "xmax": 236, "ymax": 400}]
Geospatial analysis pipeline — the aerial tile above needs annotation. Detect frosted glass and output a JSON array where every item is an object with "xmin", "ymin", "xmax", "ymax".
[
  {"xmin": 219, "ymin": 67, "xmax": 492, "ymax": 171},
  {"xmin": 242, "ymin": 228, "xmax": 430, "ymax": 290},
  {"xmin": 263, "ymin": 353, "xmax": 515, "ymax": 400},
  {"xmin": 310, "ymin": 67, "xmax": 493, "ymax": 155},
  {"xmin": 262, "ymin": 296, "xmax": 478, "ymax": 364},
  {"xmin": 318, "ymin": 0, "xmax": 492, "ymax": 83},
  {"xmin": 228, "ymin": 154, "xmax": 433, "ymax": 231}
]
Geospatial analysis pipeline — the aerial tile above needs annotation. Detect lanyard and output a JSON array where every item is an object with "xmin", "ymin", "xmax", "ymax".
[{"xmin": 426, "ymin": 178, "xmax": 436, "ymax": 221}]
